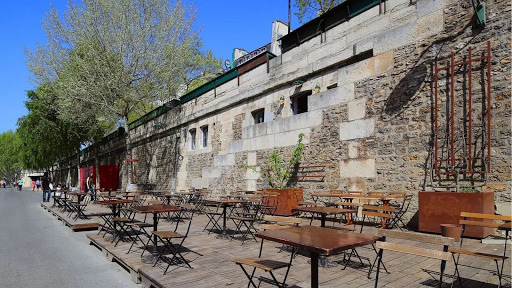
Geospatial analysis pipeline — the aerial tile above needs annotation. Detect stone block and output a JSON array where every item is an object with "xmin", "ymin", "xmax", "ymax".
[
  {"xmin": 228, "ymin": 140, "xmax": 244, "ymax": 154},
  {"xmin": 374, "ymin": 51, "xmax": 394, "ymax": 74},
  {"xmin": 191, "ymin": 178, "xmax": 209, "ymax": 189},
  {"xmin": 213, "ymin": 154, "xmax": 235, "ymax": 166},
  {"xmin": 245, "ymin": 179, "xmax": 257, "ymax": 192},
  {"xmin": 348, "ymin": 142, "xmax": 359, "ymax": 159},
  {"xmin": 202, "ymin": 167, "xmax": 221, "ymax": 178},
  {"xmin": 338, "ymin": 58, "xmax": 375, "ymax": 86},
  {"xmin": 353, "ymin": 40, "xmax": 373, "ymax": 56},
  {"xmin": 242, "ymin": 125, "xmax": 255, "ymax": 139},
  {"xmin": 340, "ymin": 118, "xmax": 375, "ymax": 140},
  {"xmin": 275, "ymin": 129, "xmax": 311, "ymax": 148},
  {"xmin": 312, "ymin": 47, "xmax": 354, "ymax": 72},
  {"xmin": 348, "ymin": 98, "xmax": 367, "ymax": 121},
  {"xmin": 267, "ymin": 119, "xmax": 285, "ymax": 134},
  {"xmin": 417, "ymin": 0, "xmax": 447, "ymax": 18},
  {"xmin": 386, "ymin": 0, "xmax": 412, "ymax": 12},
  {"xmin": 247, "ymin": 152, "xmax": 257, "ymax": 165},
  {"xmin": 255, "ymin": 122, "xmax": 268, "ymax": 137},
  {"xmin": 245, "ymin": 166, "xmax": 260, "ymax": 180},
  {"xmin": 244, "ymin": 134, "xmax": 275, "ymax": 151},
  {"xmin": 283, "ymin": 110, "xmax": 322, "ymax": 132},
  {"xmin": 339, "ymin": 159, "xmax": 376, "ymax": 178}
]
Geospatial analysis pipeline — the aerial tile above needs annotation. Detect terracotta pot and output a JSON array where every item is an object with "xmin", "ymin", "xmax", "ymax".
[{"xmin": 440, "ymin": 224, "xmax": 462, "ymax": 242}]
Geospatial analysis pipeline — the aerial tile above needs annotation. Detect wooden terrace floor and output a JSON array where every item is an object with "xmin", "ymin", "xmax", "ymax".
[{"xmin": 41, "ymin": 201, "xmax": 511, "ymax": 288}]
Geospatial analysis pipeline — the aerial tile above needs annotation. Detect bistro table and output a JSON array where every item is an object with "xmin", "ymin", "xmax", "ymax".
[
  {"xmin": 207, "ymin": 199, "xmax": 246, "ymax": 239},
  {"xmin": 96, "ymin": 199, "xmax": 134, "ymax": 240},
  {"xmin": 292, "ymin": 206, "xmax": 357, "ymax": 267},
  {"xmin": 67, "ymin": 192, "xmax": 89, "ymax": 220},
  {"xmin": 256, "ymin": 226, "xmax": 379, "ymax": 288},
  {"xmin": 132, "ymin": 204, "xmax": 181, "ymax": 264}
]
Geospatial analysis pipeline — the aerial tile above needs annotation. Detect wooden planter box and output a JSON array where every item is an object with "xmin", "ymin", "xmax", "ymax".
[
  {"xmin": 262, "ymin": 188, "xmax": 303, "ymax": 216},
  {"xmin": 418, "ymin": 191, "xmax": 495, "ymax": 239}
]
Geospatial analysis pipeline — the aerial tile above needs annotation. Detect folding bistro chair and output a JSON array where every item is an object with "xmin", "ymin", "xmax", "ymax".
[
  {"xmin": 387, "ymin": 194, "xmax": 412, "ymax": 230},
  {"xmin": 341, "ymin": 205, "xmax": 395, "ymax": 278},
  {"xmin": 450, "ymin": 212, "xmax": 511, "ymax": 288},
  {"xmin": 202, "ymin": 201, "xmax": 223, "ymax": 234},
  {"xmin": 230, "ymin": 200, "xmax": 261, "ymax": 244},
  {"xmin": 232, "ymin": 221, "xmax": 298, "ymax": 288},
  {"xmin": 150, "ymin": 205, "xmax": 196, "ymax": 274},
  {"xmin": 374, "ymin": 229, "xmax": 453, "ymax": 287},
  {"xmin": 261, "ymin": 193, "xmax": 279, "ymax": 215}
]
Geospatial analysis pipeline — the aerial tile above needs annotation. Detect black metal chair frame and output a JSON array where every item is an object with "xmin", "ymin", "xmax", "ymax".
[
  {"xmin": 230, "ymin": 202, "xmax": 261, "ymax": 244},
  {"xmin": 150, "ymin": 206, "xmax": 196, "ymax": 274},
  {"xmin": 235, "ymin": 230, "xmax": 297, "ymax": 288}
]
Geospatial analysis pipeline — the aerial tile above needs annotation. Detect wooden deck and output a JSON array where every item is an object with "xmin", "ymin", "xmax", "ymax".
[{"xmin": 41, "ymin": 201, "xmax": 511, "ymax": 288}]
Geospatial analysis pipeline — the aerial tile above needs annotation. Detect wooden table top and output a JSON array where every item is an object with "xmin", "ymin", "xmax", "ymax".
[
  {"xmin": 207, "ymin": 199, "xmax": 246, "ymax": 205},
  {"xmin": 255, "ymin": 226, "xmax": 378, "ymax": 256},
  {"xmin": 310, "ymin": 193, "xmax": 395, "ymax": 201},
  {"xmin": 131, "ymin": 204, "xmax": 181, "ymax": 213},
  {"xmin": 67, "ymin": 192, "xmax": 88, "ymax": 196},
  {"xmin": 96, "ymin": 199, "xmax": 134, "ymax": 205},
  {"xmin": 292, "ymin": 207, "xmax": 357, "ymax": 215}
]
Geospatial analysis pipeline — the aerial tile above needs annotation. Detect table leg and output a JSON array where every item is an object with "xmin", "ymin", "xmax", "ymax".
[
  {"xmin": 311, "ymin": 252, "xmax": 319, "ymax": 288},
  {"xmin": 314, "ymin": 214, "xmax": 338, "ymax": 268},
  {"xmin": 142, "ymin": 212, "xmax": 159, "ymax": 264},
  {"xmin": 217, "ymin": 205, "xmax": 230, "ymax": 239},
  {"xmin": 382, "ymin": 200, "xmax": 389, "ymax": 229},
  {"xmin": 345, "ymin": 199, "xmax": 354, "ymax": 225}
]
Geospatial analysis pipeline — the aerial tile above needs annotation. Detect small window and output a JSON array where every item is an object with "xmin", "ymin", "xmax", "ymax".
[
  {"xmin": 189, "ymin": 129, "xmax": 196, "ymax": 151},
  {"xmin": 200, "ymin": 126, "xmax": 208, "ymax": 148},
  {"xmin": 252, "ymin": 109, "xmax": 265, "ymax": 124},
  {"xmin": 291, "ymin": 90, "xmax": 312, "ymax": 115}
]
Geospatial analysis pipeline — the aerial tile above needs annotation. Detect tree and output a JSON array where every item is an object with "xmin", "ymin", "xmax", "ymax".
[
  {"xmin": 0, "ymin": 131, "xmax": 22, "ymax": 184},
  {"xmin": 25, "ymin": 0, "xmax": 215, "ymax": 183},
  {"xmin": 294, "ymin": 0, "xmax": 345, "ymax": 24},
  {"xmin": 16, "ymin": 86, "xmax": 109, "ymax": 175}
]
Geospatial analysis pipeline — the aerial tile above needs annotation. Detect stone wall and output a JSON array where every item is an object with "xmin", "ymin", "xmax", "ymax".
[{"xmin": 74, "ymin": 0, "xmax": 510, "ymax": 225}]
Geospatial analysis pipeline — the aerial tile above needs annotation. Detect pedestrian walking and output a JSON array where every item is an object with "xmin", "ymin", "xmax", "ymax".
[
  {"xmin": 35, "ymin": 179, "xmax": 41, "ymax": 191},
  {"xmin": 85, "ymin": 173, "xmax": 95, "ymax": 201},
  {"xmin": 42, "ymin": 173, "xmax": 51, "ymax": 202},
  {"xmin": 31, "ymin": 180, "xmax": 36, "ymax": 191},
  {"xmin": 18, "ymin": 179, "xmax": 23, "ymax": 191}
]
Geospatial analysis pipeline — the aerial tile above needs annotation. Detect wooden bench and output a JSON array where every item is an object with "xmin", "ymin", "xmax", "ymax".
[
  {"xmin": 374, "ymin": 230, "xmax": 453, "ymax": 287},
  {"xmin": 450, "ymin": 212, "xmax": 511, "ymax": 287}
]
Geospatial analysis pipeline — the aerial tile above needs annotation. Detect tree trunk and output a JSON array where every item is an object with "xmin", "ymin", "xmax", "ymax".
[
  {"xmin": 94, "ymin": 144, "xmax": 100, "ymax": 190},
  {"xmin": 123, "ymin": 116, "xmax": 132, "ymax": 185},
  {"xmin": 76, "ymin": 147, "xmax": 81, "ymax": 188}
]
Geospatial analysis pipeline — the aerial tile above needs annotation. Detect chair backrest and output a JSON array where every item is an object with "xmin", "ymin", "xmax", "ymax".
[
  {"xmin": 177, "ymin": 204, "xmax": 196, "ymax": 235},
  {"xmin": 376, "ymin": 229, "xmax": 453, "ymax": 261},
  {"xmin": 362, "ymin": 205, "xmax": 397, "ymax": 218},
  {"xmin": 263, "ymin": 215, "xmax": 302, "ymax": 226},
  {"xmin": 459, "ymin": 212, "xmax": 512, "ymax": 229},
  {"xmin": 348, "ymin": 191, "xmax": 363, "ymax": 195},
  {"xmin": 368, "ymin": 191, "xmax": 386, "ymax": 196},
  {"xmin": 388, "ymin": 192, "xmax": 407, "ymax": 198}
]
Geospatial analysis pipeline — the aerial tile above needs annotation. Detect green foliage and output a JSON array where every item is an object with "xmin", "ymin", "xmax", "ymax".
[
  {"xmin": 242, "ymin": 133, "xmax": 305, "ymax": 189},
  {"xmin": 462, "ymin": 188, "xmax": 477, "ymax": 193},
  {"xmin": 0, "ymin": 130, "xmax": 22, "ymax": 183},
  {"xmin": 25, "ymin": 0, "xmax": 222, "ymax": 173},
  {"xmin": 294, "ymin": 0, "xmax": 345, "ymax": 24},
  {"xmin": 16, "ymin": 86, "xmax": 110, "ymax": 170}
]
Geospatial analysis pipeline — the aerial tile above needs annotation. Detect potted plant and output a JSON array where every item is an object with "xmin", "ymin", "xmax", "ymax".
[
  {"xmin": 242, "ymin": 133, "xmax": 305, "ymax": 216},
  {"xmin": 418, "ymin": 188, "xmax": 495, "ymax": 238}
]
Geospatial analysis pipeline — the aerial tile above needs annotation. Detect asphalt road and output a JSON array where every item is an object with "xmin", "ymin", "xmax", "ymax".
[{"xmin": 0, "ymin": 187, "xmax": 140, "ymax": 288}]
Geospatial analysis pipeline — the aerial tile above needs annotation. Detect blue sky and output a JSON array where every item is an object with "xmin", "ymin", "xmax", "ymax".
[{"xmin": 0, "ymin": 0, "xmax": 300, "ymax": 134}]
